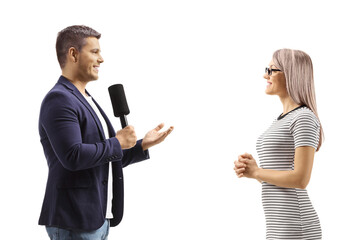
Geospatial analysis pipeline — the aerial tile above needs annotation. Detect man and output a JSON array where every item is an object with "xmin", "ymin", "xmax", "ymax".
[{"xmin": 38, "ymin": 25, "xmax": 173, "ymax": 240}]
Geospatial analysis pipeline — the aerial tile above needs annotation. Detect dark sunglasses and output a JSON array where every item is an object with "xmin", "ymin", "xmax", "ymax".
[{"xmin": 265, "ymin": 67, "xmax": 281, "ymax": 76}]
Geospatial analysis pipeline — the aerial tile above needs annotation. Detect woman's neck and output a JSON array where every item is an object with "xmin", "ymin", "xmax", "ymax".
[{"xmin": 279, "ymin": 95, "xmax": 301, "ymax": 115}]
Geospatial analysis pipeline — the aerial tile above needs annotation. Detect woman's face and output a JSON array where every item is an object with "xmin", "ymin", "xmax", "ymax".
[{"xmin": 263, "ymin": 60, "xmax": 287, "ymax": 97}]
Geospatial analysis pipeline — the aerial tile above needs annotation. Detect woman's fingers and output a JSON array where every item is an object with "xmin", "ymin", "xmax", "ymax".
[
  {"xmin": 234, "ymin": 161, "xmax": 247, "ymax": 168},
  {"xmin": 240, "ymin": 153, "xmax": 254, "ymax": 160},
  {"xmin": 234, "ymin": 156, "xmax": 249, "ymax": 178},
  {"xmin": 238, "ymin": 155, "xmax": 251, "ymax": 163},
  {"xmin": 234, "ymin": 167, "xmax": 245, "ymax": 173}
]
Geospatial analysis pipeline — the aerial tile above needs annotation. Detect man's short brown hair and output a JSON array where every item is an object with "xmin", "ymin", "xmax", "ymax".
[{"xmin": 56, "ymin": 25, "xmax": 101, "ymax": 69}]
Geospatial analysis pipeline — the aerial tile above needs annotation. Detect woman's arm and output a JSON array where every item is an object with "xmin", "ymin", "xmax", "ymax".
[
  {"xmin": 235, "ymin": 146, "xmax": 316, "ymax": 189},
  {"xmin": 256, "ymin": 146, "xmax": 315, "ymax": 189}
]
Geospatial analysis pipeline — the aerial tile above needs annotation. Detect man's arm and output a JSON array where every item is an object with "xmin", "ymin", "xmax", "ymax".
[
  {"xmin": 41, "ymin": 91, "xmax": 123, "ymax": 171},
  {"xmin": 121, "ymin": 139, "xmax": 150, "ymax": 167}
]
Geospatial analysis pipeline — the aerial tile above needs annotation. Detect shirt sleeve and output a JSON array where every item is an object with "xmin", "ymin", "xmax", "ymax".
[{"xmin": 289, "ymin": 110, "xmax": 320, "ymax": 150}]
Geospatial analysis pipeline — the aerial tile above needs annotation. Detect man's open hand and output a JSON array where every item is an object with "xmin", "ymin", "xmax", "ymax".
[{"xmin": 141, "ymin": 123, "xmax": 174, "ymax": 151}]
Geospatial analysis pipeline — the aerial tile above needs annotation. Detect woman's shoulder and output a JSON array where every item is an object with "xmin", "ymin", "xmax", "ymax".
[{"xmin": 289, "ymin": 106, "xmax": 320, "ymax": 127}]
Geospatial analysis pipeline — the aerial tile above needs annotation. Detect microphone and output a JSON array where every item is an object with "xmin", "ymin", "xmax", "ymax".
[{"xmin": 108, "ymin": 84, "xmax": 130, "ymax": 128}]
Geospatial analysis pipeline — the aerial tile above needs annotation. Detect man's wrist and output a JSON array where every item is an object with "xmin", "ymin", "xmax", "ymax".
[{"xmin": 141, "ymin": 140, "xmax": 150, "ymax": 151}]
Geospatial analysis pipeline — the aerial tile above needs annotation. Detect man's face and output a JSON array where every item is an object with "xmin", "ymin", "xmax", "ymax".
[{"xmin": 77, "ymin": 37, "xmax": 104, "ymax": 82}]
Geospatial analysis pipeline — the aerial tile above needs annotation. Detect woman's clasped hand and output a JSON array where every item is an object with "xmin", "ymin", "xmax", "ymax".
[{"xmin": 233, "ymin": 153, "xmax": 259, "ymax": 179}]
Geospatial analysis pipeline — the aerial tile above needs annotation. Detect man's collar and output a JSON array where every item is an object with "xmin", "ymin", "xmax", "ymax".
[
  {"xmin": 58, "ymin": 75, "xmax": 92, "ymax": 97},
  {"xmin": 58, "ymin": 75, "xmax": 77, "ymax": 92}
]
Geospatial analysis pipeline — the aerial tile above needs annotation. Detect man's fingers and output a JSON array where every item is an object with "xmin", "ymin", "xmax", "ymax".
[
  {"xmin": 156, "ymin": 128, "xmax": 173, "ymax": 142},
  {"xmin": 159, "ymin": 131, "xmax": 168, "ymax": 139},
  {"xmin": 162, "ymin": 126, "xmax": 174, "ymax": 136},
  {"xmin": 157, "ymin": 125, "xmax": 174, "ymax": 138},
  {"xmin": 154, "ymin": 123, "xmax": 165, "ymax": 131},
  {"xmin": 167, "ymin": 126, "xmax": 174, "ymax": 134}
]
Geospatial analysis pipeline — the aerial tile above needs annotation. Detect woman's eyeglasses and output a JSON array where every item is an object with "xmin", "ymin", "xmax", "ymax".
[{"xmin": 265, "ymin": 67, "xmax": 281, "ymax": 76}]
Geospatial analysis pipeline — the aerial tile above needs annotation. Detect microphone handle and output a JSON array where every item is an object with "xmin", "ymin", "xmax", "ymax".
[{"xmin": 120, "ymin": 115, "xmax": 128, "ymax": 129}]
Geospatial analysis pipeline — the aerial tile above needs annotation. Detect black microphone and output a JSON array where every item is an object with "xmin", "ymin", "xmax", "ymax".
[{"xmin": 108, "ymin": 84, "xmax": 130, "ymax": 128}]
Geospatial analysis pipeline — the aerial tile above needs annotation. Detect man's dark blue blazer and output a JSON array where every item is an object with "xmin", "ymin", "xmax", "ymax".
[{"xmin": 38, "ymin": 76, "xmax": 149, "ymax": 231}]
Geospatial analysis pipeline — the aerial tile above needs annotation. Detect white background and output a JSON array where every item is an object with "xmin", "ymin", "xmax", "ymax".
[{"xmin": 1, "ymin": 0, "xmax": 359, "ymax": 239}]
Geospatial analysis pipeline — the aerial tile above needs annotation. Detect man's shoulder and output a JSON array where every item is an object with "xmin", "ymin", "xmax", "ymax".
[
  {"xmin": 43, "ymin": 84, "xmax": 69, "ymax": 101},
  {"xmin": 42, "ymin": 76, "xmax": 77, "ymax": 100},
  {"xmin": 40, "ymin": 82, "xmax": 78, "ymax": 111}
]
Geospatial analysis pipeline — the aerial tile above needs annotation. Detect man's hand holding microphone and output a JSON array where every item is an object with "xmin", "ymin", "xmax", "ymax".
[
  {"xmin": 109, "ymin": 84, "xmax": 173, "ymax": 151},
  {"xmin": 116, "ymin": 125, "xmax": 137, "ymax": 149}
]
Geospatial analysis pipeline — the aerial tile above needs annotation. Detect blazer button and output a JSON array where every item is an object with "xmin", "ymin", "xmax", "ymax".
[
  {"xmin": 118, "ymin": 177, "xmax": 122, "ymax": 180},
  {"xmin": 102, "ymin": 180, "xmax": 107, "ymax": 185}
]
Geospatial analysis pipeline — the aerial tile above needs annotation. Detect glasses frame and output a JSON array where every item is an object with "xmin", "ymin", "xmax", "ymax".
[{"xmin": 265, "ymin": 67, "xmax": 281, "ymax": 76}]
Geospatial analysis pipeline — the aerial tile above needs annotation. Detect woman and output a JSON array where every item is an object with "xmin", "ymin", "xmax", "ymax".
[{"xmin": 234, "ymin": 49, "xmax": 323, "ymax": 239}]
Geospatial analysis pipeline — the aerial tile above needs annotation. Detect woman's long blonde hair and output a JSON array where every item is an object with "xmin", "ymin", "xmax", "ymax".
[{"xmin": 273, "ymin": 49, "xmax": 323, "ymax": 151}]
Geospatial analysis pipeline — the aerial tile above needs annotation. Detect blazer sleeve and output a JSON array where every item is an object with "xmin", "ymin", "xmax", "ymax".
[
  {"xmin": 40, "ymin": 91, "xmax": 123, "ymax": 171},
  {"xmin": 121, "ymin": 139, "xmax": 150, "ymax": 168}
]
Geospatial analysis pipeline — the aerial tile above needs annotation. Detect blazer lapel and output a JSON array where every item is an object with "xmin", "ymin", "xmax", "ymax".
[
  {"xmin": 58, "ymin": 76, "xmax": 106, "ymax": 140},
  {"xmin": 91, "ymin": 97, "xmax": 116, "ymax": 138}
]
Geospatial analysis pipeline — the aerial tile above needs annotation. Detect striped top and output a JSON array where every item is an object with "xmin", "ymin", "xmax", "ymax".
[{"xmin": 256, "ymin": 106, "xmax": 322, "ymax": 239}]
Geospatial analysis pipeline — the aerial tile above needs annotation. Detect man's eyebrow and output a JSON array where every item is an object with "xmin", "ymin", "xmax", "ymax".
[{"xmin": 91, "ymin": 48, "xmax": 101, "ymax": 52}]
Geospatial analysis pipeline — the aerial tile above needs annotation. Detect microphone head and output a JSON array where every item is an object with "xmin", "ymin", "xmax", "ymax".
[{"xmin": 108, "ymin": 84, "xmax": 130, "ymax": 117}]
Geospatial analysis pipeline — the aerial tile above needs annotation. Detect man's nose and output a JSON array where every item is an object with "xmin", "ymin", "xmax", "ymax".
[{"xmin": 98, "ymin": 55, "xmax": 104, "ymax": 63}]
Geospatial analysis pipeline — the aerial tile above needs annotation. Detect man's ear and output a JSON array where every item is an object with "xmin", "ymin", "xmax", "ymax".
[{"xmin": 68, "ymin": 47, "xmax": 79, "ymax": 63}]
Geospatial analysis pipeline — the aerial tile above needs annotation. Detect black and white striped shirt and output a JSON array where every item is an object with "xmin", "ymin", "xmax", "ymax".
[{"xmin": 256, "ymin": 106, "xmax": 322, "ymax": 240}]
